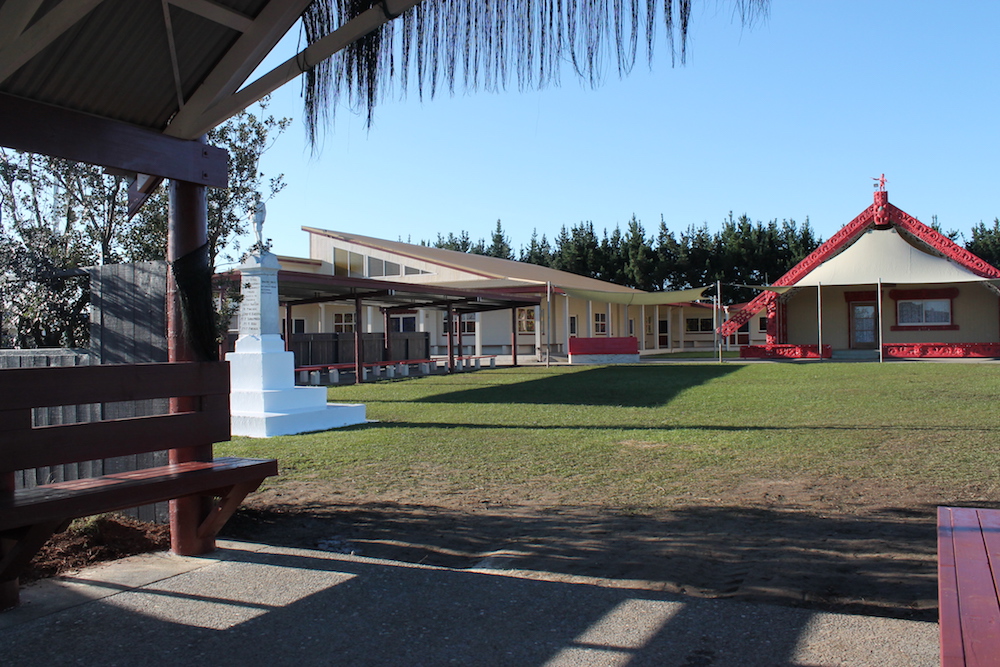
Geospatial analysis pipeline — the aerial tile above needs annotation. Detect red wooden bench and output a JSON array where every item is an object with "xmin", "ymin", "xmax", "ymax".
[
  {"xmin": 938, "ymin": 506, "xmax": 1000, "ymax": 666},
  {"xmin": 0, "ymin": 362, "xmax": 278, "ymax": 610}
]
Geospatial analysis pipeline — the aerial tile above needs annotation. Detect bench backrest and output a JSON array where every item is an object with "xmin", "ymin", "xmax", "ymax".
[{"xmin": 0, "ymin": 362, "xmax": 230, "ymax": 474}]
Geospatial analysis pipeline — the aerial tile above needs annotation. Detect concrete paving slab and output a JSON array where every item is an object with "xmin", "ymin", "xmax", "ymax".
[{"xmin": 1, "ymin": 541, "xmax": 938, "ymax": 666}]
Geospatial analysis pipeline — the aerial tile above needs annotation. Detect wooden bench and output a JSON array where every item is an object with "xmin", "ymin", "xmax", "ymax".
[
  {"xmin": 0, "ymin": 361, "xmax": 278, "ymax": 610},
  {"xmin": 937, "ymin": 506, "xmax": 1000, "ymax": 666}
]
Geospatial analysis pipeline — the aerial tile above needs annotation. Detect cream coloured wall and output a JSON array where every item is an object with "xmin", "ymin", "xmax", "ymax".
[{"xmin": 784, "ymin": 283, "xmax": 999, "ymax": 348}]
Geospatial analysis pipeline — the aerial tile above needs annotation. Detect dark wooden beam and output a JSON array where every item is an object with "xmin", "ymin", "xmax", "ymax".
[{"xmin": 0, "ymin": 93, "xmax": 227, "ymax": 187}]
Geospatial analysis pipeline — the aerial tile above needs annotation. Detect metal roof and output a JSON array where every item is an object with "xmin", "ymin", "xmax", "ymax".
[{"xmin": 230, "ymin": 269, "xmax": 542, "ymax": 314}]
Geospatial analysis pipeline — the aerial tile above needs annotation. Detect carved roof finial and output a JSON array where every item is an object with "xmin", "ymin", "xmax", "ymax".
[{"xmin": 872, "ymin": 173, "xmax": 887, "ymax": 192}]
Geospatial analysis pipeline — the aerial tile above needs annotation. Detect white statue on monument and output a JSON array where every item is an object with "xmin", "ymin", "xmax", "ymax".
[{"xmin": 225, "ymin": 197, "xmax": 365, "ymax": 437}]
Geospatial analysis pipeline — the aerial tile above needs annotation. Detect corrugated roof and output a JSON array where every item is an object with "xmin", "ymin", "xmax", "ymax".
[{"xmin": 303, "ymin": 226, "xmax": 644, "ymax": 294}]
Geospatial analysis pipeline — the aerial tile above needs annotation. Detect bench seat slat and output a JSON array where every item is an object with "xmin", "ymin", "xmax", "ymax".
[
  {"xmin": 0, "ymin": 362, "xmax": 229, "ymax": 410},
  {"xmin": 0, "ymin": 411, "xmax": 231, "ymax": 473},
  {"xmin": 0, "ymin": 458, "xmax": 278, "ymax": 533}
]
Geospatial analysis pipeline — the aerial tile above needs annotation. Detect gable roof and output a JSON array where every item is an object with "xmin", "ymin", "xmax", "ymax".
[
  {"xmin": 303, "ymin": 226, "xmax": 643, "ymax": 294},
  {"xmin": 719, "ymin": 190, "xmax": 1000, "ymax": 336}
]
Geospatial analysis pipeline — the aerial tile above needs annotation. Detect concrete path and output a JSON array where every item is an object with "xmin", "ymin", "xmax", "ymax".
[{"xmin": 1, "ymin": 541, "xmax": 938, "ymax": 666}]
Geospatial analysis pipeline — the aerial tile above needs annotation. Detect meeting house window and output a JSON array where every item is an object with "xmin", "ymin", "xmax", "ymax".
[{"xmin": 897, "ymin": 299, "xmax": 951, "ymax": 326}]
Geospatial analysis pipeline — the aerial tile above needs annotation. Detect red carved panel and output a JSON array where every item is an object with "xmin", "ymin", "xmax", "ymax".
[
  {"xmin": 887, "ymin": 204, "xmax": 1000, "ymax": 279},
  {"xmin": 888, "ymin": 287, "xmax": 960, "ymax": 300},
  {"xmin": 883, "ymin": 343, "xmax": 1000, "ymax": 358},
  {"xmin": 844, "ymin": 291, "xmax": 877, "ymax": 302},
  {"xmin": 740, "ymin": 344, "xmax": 832, "ymax": 359}
]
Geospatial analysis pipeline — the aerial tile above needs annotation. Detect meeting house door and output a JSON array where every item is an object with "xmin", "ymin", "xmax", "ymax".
[{"xmin": 850, "ymin": 303, "xmax": 878, "ymax": 349}]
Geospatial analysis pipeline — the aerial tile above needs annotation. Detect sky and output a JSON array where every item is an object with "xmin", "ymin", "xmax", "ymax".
[{"xmin": 240, "ymin": 1, "xmax": 1000, "ymax": 264}]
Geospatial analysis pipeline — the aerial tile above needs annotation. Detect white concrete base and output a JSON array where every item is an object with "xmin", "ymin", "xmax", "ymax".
[
  {"xmin": 568, "ymin": 353, "xmax": 641, "ymax": 365},
  {"xmin": 226, "ymin": 334, "xmax": 367, "ymax": 438},
  {"xmin": 230, "ymin": 402, "xmax": 367, "ymax": 438}
]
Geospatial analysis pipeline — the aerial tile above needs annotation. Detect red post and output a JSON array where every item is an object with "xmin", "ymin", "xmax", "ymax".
[
  {"xmin": 167, "ymin": 176, "xmax": 214, "ymax": 556},
  {"xmin": 511, "ymin": 308, "xmax": 519, "ymax": 367},
  {"xmin": 354, "ymin": 296, "xmax": 363, "ymax": 383},
  {"xmin": 446, "ymin": 305, "xmax": 455, "ymax": 373}
]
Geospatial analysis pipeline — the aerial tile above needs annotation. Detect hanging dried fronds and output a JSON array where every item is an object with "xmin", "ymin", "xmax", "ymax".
[{"xmin": 300, "ymin": 0, "xmax": 769, "ymax": 143}]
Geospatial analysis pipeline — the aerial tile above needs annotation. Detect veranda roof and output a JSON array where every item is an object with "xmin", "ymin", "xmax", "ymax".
[{"xmin": 795, "ymin": 228, "xmax": 989, "ymax": 286}]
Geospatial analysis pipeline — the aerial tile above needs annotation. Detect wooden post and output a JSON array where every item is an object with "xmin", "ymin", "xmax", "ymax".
[
  {"xmin": 446, "ymin": 305, "xmax": 455, "ymax": 373},
  {"xmin": 383, "ymin": 309, "xmax": 392, "ymax": 361},
  {"xmin": 1, "ymin": 471, "xmax": 16, "ymax": 608},
  {"xmin": 166, "ymin": 176, "xmax": 214, "ymax": 556},
  {"xmin": 354, "ymin": 296, "xmax": 363, "ymax": 383},
  {"xmin": 284, "ymin": 303, "xmax": 293, "ymax": 351},
  {"xmin": 511, "ymin": 308, "xmax": 519, "ymax": 367}
]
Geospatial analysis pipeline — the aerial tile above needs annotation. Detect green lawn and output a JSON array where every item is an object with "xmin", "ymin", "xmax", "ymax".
[{"xmin": 218, "ymin": 363, "xmax": 1000, "ymax": 507}]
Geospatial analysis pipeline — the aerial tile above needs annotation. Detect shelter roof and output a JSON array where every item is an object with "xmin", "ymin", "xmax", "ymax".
[
  {"xmin": 239, "ymin": 269, "xmax": 541, "ymax": 314},
  {"xmin": 719, "ymin": 190, "xmax": 1000, "ymax": 336}
]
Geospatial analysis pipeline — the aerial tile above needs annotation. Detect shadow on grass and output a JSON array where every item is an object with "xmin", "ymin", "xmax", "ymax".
[
  {"xmin": 223, "ymin": 501, "xmax": 940, "ymax": 622},
  {"xmin": 416, "ymin": 365, "xmax": 742, "ymax": 407}
]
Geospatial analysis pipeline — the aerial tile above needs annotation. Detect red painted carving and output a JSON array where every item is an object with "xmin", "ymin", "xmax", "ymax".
[
  {"xmin": 721, "ymin": 189, "xmax": 1000, "ymax": 336},
  {"xmin": 740, "ymin": 344, "xmax": 832, "ymax": 359},
  {"xmin": 883, "ymin": 343, "xmax": 1000, "ymax": 358},
  {"xmin": 873, "ymin": 174, "xmax": 887, "ymax": 192}
]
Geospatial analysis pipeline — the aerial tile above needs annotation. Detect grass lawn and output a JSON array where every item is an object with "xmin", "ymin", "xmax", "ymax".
[{"xmin": 218, "ymin": 362, "xmax": 1000, "ymax": 508}]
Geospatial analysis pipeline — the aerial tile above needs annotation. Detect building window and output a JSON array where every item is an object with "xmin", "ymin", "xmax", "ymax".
[
  {"xmin": 687, "ymin": 317, "xmax": 713, "ymax": 332},
  {"xmin": 758, "ymin": 316, "xmax": 767, "ymax": 332},
  {"xmin": 569, "ymin": 315, "xmax": 578, "ymax": 336},
  {"xmin": 333, "ymin": 312, "xmax": 355, "ymax": 333},
  {"xmin": 445, "ymin": 314, "xmax": 477, "ymax": 334},
  {"xmin": 628, "ymin": 319, "xmax": 635, "ymax": 336},
  {"xmin": 645, "ymin": 317, "xmax": 653, "ymax": 335},
  {"xmin": 292, "ymin": 318, "xmax": 306, "ymax": 334},
  {"xmin": 594, "ymin": 312, "xmax": 607, "ymax": 335},
  {"xmin": 517, "ymin": 308, "xmax": 535, "ymax": 333},
  {"xmin": 897, "ymin": 299, "xmax": 951, "ymax": 326},
  {"xmin": 685, "ymin": 318, "xmax": 699, "ymax": 333},
  {"xmin": 390, "ymin": 315, "xmax": 417, "ymax": 332}
]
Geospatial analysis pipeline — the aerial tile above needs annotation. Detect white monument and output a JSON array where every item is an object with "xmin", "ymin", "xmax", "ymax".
[{"xmin": 226, "ymin": 203, "xmax": 366, "ymax": 437}]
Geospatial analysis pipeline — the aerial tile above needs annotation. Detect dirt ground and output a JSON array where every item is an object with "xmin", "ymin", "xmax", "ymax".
[
  {"xmin": 30, "ymin": 474, "xmax": 978, "ymax": 623},
  {"xmin": 220, "ymin": 474, "xmax": 975, "ymax": 623}
]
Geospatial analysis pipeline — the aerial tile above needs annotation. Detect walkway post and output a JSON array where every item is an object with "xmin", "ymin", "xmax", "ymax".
[
  {"xmin": 510, "ymin": 308, "xmax": 518, "ymax": 367},
  {"xmin": 446, "ymin": 304, "xmax": 455, "ymax": 372},
  {"xmin": 353, "ymin": 296, "xmax": 363, "ymax": 383},
  {"xmin": 817, "ymin": 283, "xmax": 823, "ymax": 361},
  {"xmin": 877, "ymin": 278, "xmax": 884, "ymax": 363}
]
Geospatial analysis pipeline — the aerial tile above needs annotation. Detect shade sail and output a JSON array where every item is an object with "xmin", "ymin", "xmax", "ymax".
[
  {"xmin": 795, "ymin": 229, "xmax": 987, "ymax": 286},
  {"xmin": 558, "ymin": 286, "xmax": 710, "ymax": 305}
]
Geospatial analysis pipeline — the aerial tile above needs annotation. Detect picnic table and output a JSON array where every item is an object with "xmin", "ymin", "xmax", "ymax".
[{"xmin": 938, "ymin": 506, "xmax": 1000, "ymax": 666}]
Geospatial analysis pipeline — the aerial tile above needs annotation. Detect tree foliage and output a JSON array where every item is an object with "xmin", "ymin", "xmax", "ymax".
[{"xmin": 0, "ymin": 102, "xmax": 289, "ymax": 349}]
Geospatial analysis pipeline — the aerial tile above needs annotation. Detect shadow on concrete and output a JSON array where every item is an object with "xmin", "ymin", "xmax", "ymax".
[
  {"xmin": 222, "ymin": 501, "xmax": 939, "ymax": 623},
  {"xmin": 2, "ymin": 539, "xmax": 937, "ymax": 666}
]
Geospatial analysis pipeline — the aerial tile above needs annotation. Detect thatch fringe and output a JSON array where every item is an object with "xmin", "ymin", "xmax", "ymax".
[{"xmin": 300, "ymin": 0, "xmax": 768, "ymax": 144}]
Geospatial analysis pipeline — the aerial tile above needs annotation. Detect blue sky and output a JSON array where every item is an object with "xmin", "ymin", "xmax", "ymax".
[{"xmin": 244, "ymin": 1, "xmax": 1000, "ymax": 263}]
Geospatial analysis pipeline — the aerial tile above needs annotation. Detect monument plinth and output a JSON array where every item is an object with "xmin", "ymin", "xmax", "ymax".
[{"xmin": 226, "ymin": 252, "xmax": 366, "ymax": 437}]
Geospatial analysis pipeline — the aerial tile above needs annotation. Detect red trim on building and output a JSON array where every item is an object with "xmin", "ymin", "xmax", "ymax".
[
  {"xmin": 568, "ymin": 336, "xmax": 639, "ymax": 355},
  {"xmin": 720, "ymin": 190, "xmax": 1000, "ymax": 336},
  {"xmin": 887, "ymin": 287, "xmax": 960, "ymax": 301},
  {"xmin": 883, "ymin": 343, "xmax": 1000, "ymax": 358},
  {"xmin": 740, "ymin": 344, "xmax": 832, "ymax": 359},
  {"xmin": 889, "ymin": 324, "xmax": 959, "ymax": 332},
  {"xmin": 844, "ymin": 291, "xmax": 877, "ymax": 302}
]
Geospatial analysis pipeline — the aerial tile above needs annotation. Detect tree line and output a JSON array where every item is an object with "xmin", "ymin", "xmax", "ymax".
[
  {"xmin": 428, "ymin": 214, "xmax": 1000, "ymax": 305},
  {"xmin": 427, "ymin": 215, "xmax": 823, "ymax": 303}
]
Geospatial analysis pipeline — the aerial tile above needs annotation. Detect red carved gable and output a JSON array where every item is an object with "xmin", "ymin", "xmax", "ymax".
[{"xmin": 719, "ymin": 190, "xmax": 1000, "ymax": 336}]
